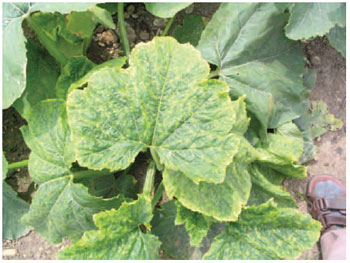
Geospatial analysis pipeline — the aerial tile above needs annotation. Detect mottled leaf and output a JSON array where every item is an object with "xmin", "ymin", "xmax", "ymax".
[
  {"xmin": 203, "ymin": 201, "xmax": 322, "ymax": 259},
  {"xmin": 327, "ymin": 25, "xmax": 346, "ymax": 58},
  {"xmin": 255, "ymin": 122, "xmax": 307, "ymax": 178},
  {"xmin": 58, "ymin": 195, "xmax": 161, "ymax": 259},
  {"xmin": 13, "ymin": 40, "xmax": 60, "ymax": 119},
  {"xmin": 21, "ymin": 99, "xmax": 125, "ymax": 244},
  {"xmin": 197, "ymin": 3, "xmax": 307, "ymax": 136},
  {"xmin": 247, "ymin": 164, "xmax": 297, "ymax": 208},
  {"xmin": 145, "ymin": 3, "xmax": 192, "ymax": 18},
  {"xmin": 2, "ymin": 2, "xmax": 95, "ymax": 109},
  {"xmin": 285, "ymin": 3, "xmax": 345, "ymax": 40},
  {"xmin": 175, "ymin": 200, "xmax": 211, "ymax": 247},
  {"xmin": 163, "ymin": 135, "xmax": 254, "ymax": 221},
  {"xmin": 3, "ymin": 182, "xmax": 31, "ymax": 239},
  {"xmin": 173, "ymin": 15, "xmax": 205, "ymax": 46},
  {"xmin": 67, "ymin": 37, "xmax": 237, "ymax": 184}
]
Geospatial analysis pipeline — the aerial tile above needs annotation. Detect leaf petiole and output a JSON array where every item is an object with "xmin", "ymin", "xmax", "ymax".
[
  {"xmin": 7, "ymin": 160, "xmax": 29, "ymax": 170},
  {"xmin": 151, "ymin": 181, "xmax": 164, "ymax": 208},
  {"xmin": 117, "ymin": 2, "xmax": 130, "ymax": 57},
  {"xmin": 161, "ymin": 16, "xmax": 175, "ymax": 37},
  {"xmin": 143, "ymin": 160, "xmax": 156, "ymax": 197}
]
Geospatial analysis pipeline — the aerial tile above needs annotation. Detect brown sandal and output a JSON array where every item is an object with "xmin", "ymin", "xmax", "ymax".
[{"xmin": 306, "ymin": 175, "xmax": 346, "ymax": 233}]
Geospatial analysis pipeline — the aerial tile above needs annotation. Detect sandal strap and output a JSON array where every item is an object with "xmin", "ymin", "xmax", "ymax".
[{"xmin": 310, "ymin": 197, "xmax": 346, "ymax": 230}]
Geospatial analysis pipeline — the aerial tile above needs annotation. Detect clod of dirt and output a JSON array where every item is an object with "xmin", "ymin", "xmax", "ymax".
[
  {"xmin": 153, "ymin": 18, "xmax": 167, "ymax": 28},
  {"xmin": 139, "ymin": 30, "xmax": 150, "ymax": 41},
  {"xmin": 101, "ymin": 30, "xmax": 118, "ymax": 46}
]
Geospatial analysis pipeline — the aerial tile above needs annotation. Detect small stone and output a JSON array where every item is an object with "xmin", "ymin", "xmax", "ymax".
[
  {"xmin": 311, "ymin": 55, "xmax": 321, "ymax": 66},
  {"xmin": 131, "ymin": 13, "xmax": 139, "ymax": 19},
  {"xmin": 317, "ymin": 137, "xmax": 321, "ymax": 142},
  {"xmin": 3, "ymin": 249, "xmax": 17, "ymax": 257},
  {"xmin": 127, "ymin": 5, "xmax": 135, "ymax": 14},
  {"xmin": 101, "ymin": 30, "xmax": 118, "ymax": 45},
  {"xmin": 185, "ymin": 4, "xmax": 194, "ymax": 14},
  {"xmin": 153, "ymin": 18, "xmax": 167, "ymax": 28},
  {"xmin": 139, "ymin": 30, "xmax": 149, "ymax": 41},
  {"xmin": 124, "ymin": 12, "xmax": 130, "ymax": 19},
  {"xmin": 98, "ymin": 41, "xmax": 105, "ymax": 47}
]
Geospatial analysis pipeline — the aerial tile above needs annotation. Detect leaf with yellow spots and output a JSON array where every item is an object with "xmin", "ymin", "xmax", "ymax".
[
  {"xmin": 67, "ymin": 37, "xmax": 238, "ymax": 184},
  {"xmin": 58, "ymin": 195, "xmax": 161, "ymax": 259}
]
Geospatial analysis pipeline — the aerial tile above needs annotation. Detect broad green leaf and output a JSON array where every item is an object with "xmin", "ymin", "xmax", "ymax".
[
  {"xmin": 285, "ymin": 3, "xmax": 346, "ymax": 40},
  {"xmin": 89, "ymin": 172, "xmax": 138, "ymax": 199},
  {"xmin": 247, "ymin": 164, "xmax": 297, "ymax": 208},
  {"xmin": 3, "ymin": 182, "xmax": 31, "ymax": 239},
  {"xmin": 67, "ymin": 37, "xmax": 237, "ymax": 184},
  {"xmin": 97, "ymin": 3, "xmax": 119, "ymax": 15},
  {"xmin": 21, "ymin": 99, "xmax": 125, "ymax": 244},
  {"xmin": 2, "ymin": 2, "xmax": 96, "ymax": 109},
  {"xmin": 173, "ymin": 15, "xmax": 205, "ymax": 46},
  {"xmin": 327, "ymin": 25, "xmax": 346, "ymax": 58},
  {"xmin": 230, "ymin": 96, "xmax": 250, "ymax": 135},
  {"xmin": 175, "ymin": 200, "xmax": 211, "ymax": 247},
  {"xmin": 203, "ymin": 201, "xmax": 322, "ymax": 259},
  {"xmin": 151, "ymin": 201, "xmax": 194, "ymax": 259},
  {"xmin": 197, "ymin": 3, "xmax": 307, "ymax": 135},
  {"xmin": 163, "ymin": 136, "xmax": 255, "ymax": 221},
  {"xmin": 58, "ymin": 195, "xmax": 161, "ymax": 259},
  {"xmin": 145, "ymin": 3, "xmax": 192, "ymax": 18},
  {"xmin": 56, "ymin": 56, "xmax": 95, "ymax": 99},
  {"xmin": 2, "ymin": 153, "xmax": 8, "ymax": 179},
  {"xmin": 66, "ymin": 6, "xmax": 115, "ymax": 39},
  {"xmin": 13, "ymin": 40, "xmax": 60, "ymax": 119}
]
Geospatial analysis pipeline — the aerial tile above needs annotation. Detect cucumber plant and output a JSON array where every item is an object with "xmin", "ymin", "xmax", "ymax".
[{"xmin": 2, "ymin": 2, "xmax": 344, "ymax": 260}]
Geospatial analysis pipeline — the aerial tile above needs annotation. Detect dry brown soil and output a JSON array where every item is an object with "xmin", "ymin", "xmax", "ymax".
[{"xmin": 2, "ymin": 3, "xmax": 346, "ymax": 260}]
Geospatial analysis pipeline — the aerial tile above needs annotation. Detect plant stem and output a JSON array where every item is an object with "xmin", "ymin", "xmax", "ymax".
[
  {"xmin": 143, "ymin": 160, "xmax": 156, "ymax": 197},
  {"xmin": 7, "ymin": 160, "xmax": 29, "ymax": 170},
  {"xmin": 161, "ymin": 16, "xmax": 175, "ymax": 37},
  {"xmin": 118, "ymin": 3, "xmax": 130, "ymax": 57},
  {"xmin": 151, "ymin": 182, "xmax": 164, "ymax": 208},
  {"xmin": 26, "ymin": 16, "xmax": 67, "ymax": 65}
]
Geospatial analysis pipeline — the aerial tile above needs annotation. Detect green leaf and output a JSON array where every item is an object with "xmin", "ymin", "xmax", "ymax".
[
  {"xmin": 327, "ymin": 25, "xmax": 346, "ymax": 58},
  {"xmin": 13, "ymin": 40, "xmax": 60, "ymax": 119},
  {"xmin": 58, "ymin": 195, "xmax": 161, "ymax": 259},
  {"xmin": 2, "ymin": 2, "xmax": 96, "ymax": 109},
  {"xmin": 203, "ymin": 201, "xmax": 322, "ymax": 259},
  {"xmin": 56, "ymin": 56, "xmax": 95, "ymax": 99},
  {"xmin": 175, "ymin": 200, "xmax": 211, "ymax": 247},
  {"xmin": 67, "ymin": 37, "xmax": 237, "ymax": 184},
  {"xmin": 21, "ymin": 99, "xmax": 125, "ymax": 244},
  {"xmin": 89, "ymin": 172, "xmax": 138, "ymax": 199},
  {"xmin": 145, "ymin": 3, "xmax": 192, "ymax": 18},
  {"xmin": 247, "ymin": 164, "xmax": 297, "ymax": 208},
  {"xmin": 28, "ymin": 12, "xmax": 88, "ymax": 65},
  {"xmin": 255, "ymin": 122, "xmax": 307, "ymax": 179},
  {"xmin": 173, "ymin": 15, "xmax": 205, "ymax": 46},
  {"xmin": 66, "ymin": 6, "xmax": 115, "ymax": 39},
  {"xmin": 285, "ymin": 3, "xmax": 346, "ymax": 40},
  {"xmin": 163, "ymin": 136, "xmax": 254, "ymax": 221},
  {"xmin": 3, "ymin": 153, "xmax": 8, "ymax": 180},
  {"xmin": 197, "ymin": 3, "xmax": 307, "ymax": 135},
  {"xmin": 151, "ymin": 201, "xmax": 194, "ymax": 259},
  {"xmin": 3, "ymin": 182, "xmax": 31, "ymax": 239}
]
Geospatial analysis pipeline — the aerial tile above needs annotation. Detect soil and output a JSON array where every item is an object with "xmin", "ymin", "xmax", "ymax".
[{"xmin": 2, "ymin": 3, "xmax": 346, "ymax": 260}]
